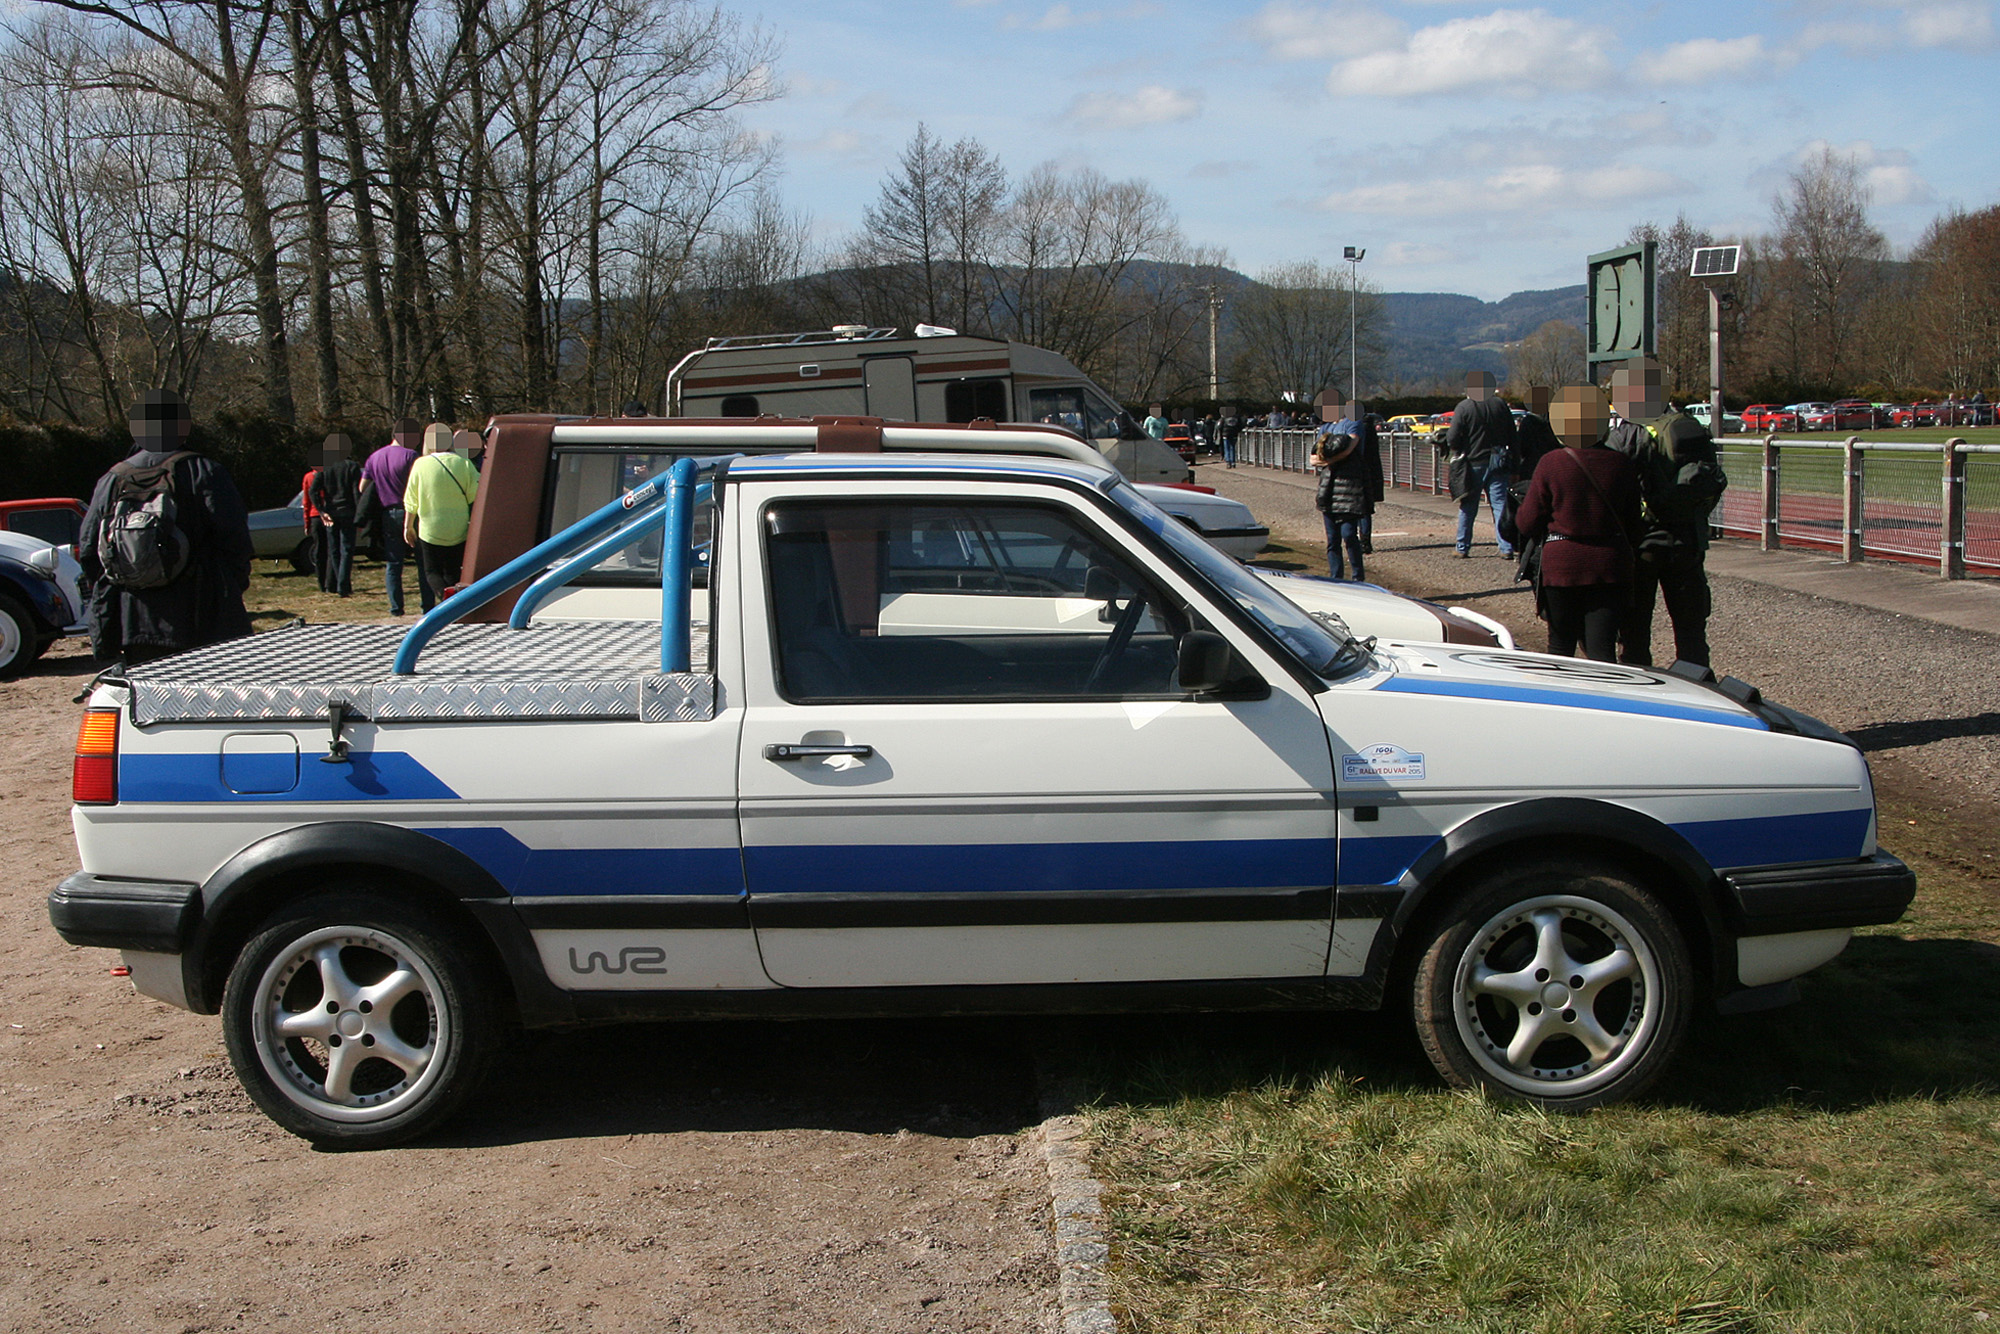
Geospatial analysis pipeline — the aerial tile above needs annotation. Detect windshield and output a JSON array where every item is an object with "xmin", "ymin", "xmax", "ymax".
[{"xmin": 1106, "ymin": 481, "xmax": 1366, "ymax": 679}]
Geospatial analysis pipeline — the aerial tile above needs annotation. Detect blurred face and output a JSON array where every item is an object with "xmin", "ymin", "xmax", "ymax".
[
  {"xmin": 1550, "ymin": 386, "xmax": 1608, "ymax": 448},
  {"xmin": 1611, "ymin": 361, "xmax": 1664, "ymax": 419}
]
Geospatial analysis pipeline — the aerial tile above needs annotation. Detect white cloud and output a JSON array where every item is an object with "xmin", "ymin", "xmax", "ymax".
[
  {"xmin": 1008, "ymin": 3, "xmax": 1101, "ymax": 29},
  {"xmin": 786, "ymin": 75, "xmax": 845, "ymax": 98},
  {"xmin": 1644, "ymin": 35, "xmax": 1785, "ymax": 82},
  {"xmin": 1189, "ymin": 159, "xmax": 1256, "ymax": 179},
  {"xmin": 1793, "ymin": 138, "xmax": 1936, "ymax": 205},
  {"xmin": 1338, "ymin": 162, "xmax": 1683, "ymax": 214},
  {"xmin": 1329, "ymin": 9, "xmax": 1616, "ymax": 97},
  {"xmin": 1903, "ymin": 0, "xmax": 1994, "ymax": 45},
  {"xmin": 1377, "ymin": 240, "xmax": 1455, "ymax": 266},
  {"xmin": 1247, "ymin": 2, "xmax": 1405, "ymax": 60},
  {"xmin": 1064, "ymin": 84, "xmax": 1202, "ymax": 129},
  {"xmin": 796, "ymin": 129, "xmax": 869, "ymax": 158}
]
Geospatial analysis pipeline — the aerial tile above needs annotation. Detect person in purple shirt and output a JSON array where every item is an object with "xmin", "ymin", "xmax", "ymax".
[{"xmin": 360, "ymin": 417, "xmax": 422, "ymax": 615}]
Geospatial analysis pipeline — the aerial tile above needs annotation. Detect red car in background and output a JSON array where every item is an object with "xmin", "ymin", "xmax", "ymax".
[
  {"xmin": 0, "ymin": 498, "xmax": 86, "ymax": 550},
  {"xmin": 1829, "ymin": 400, "xmax": 1879, "ymax": 430},
  {"xmin": 1162, "ymin": 423, "xmax": 1196, "ymax": 465},
  {"xmin": 1741, "ymin": 404, "xmax": 1797, "ymax": 431}
]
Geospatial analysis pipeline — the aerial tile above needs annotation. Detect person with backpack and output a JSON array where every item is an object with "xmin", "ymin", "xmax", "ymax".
[
  {"xmin": 77, "ymin": 389, "xmax": 253, "ymax": 665},
  {"xmin": 1443, "ymin": 370, "xmax": 1520, "ymax": 558},
  {"xmin": 307, "ymin": 434, "xmax": 365, "ymax": 597},
  {"xmin": 402, "ymin": 422, "xmax": 480, "ymax": 608},
  {"xmin": 1605, "ymin": 358, "xmax": 1728, "ymax": 667},
  {"xmin": 1219, "ymin": 406, "xmax": 1243, "ymax": 467}
]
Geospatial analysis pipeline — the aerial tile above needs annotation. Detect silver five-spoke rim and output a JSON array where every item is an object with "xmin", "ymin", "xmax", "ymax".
[
  {"xmin": 1452, "ymin": 893, "xmax": 1662, "ymax": 1097},
  {"xmin": 251, "ymin": 925, "xmax": 450, "ymax": 1124}
]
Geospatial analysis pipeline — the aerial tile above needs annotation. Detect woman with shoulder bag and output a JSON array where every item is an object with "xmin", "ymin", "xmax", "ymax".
[{"xmin": 1511, "ymin": 385, "xmax": 1642, "ymax": 661}]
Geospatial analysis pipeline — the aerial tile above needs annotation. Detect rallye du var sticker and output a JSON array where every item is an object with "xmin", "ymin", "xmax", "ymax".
[{"xmin": 1341, "ymin": 743, "xmax": 1426, "ymax": 781}]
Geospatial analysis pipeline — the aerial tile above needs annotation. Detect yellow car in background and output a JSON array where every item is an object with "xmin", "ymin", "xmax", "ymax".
[{"xmin": 1386, "ymin": 414, "xmax": 1432, "ymax": 437}]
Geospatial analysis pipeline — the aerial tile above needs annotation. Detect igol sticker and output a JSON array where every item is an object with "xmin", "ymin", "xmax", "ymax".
[{"xmin": 1341, "ymin": 743, "xmax": 1426, "ymax": 781}]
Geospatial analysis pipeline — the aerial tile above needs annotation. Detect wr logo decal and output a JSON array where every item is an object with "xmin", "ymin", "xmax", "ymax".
[{"xmin": 567, "ymin": 946, "xmax": 669, "ymax": 975}]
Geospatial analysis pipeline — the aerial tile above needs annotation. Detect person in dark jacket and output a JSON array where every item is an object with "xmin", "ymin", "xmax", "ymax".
[
  {"xmin": 1512, "ymin": 385, "xmax": 1642, "ymax": 662},
  {"xmin": 1500, "ymin": 385, "xmax": 1562, "ymax": 551},
  {"xmin": 1443, "ymin": 370, "xmax": 1520, "ymax": 558},
  {"xmin": 1313, "ymin": 427, "xmax": 1374, "ymax": 580},
  {"xmin": 1219, "ymin": 407, "xmax": 1243, "ymax": 467},
  {"xmin": 77, "ymin": 389, "xmax": 253, "ymax": 665},
  {"xmin": 1605, "ymin": 358, "xmax": 1722, "ymax": 668},
  {"xmin": 307, "ymin": 433, "xmax": 364, "ymax": 597}
]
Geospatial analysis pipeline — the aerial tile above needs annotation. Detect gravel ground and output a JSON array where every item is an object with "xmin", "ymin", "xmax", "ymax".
[
  {"xmin": 1, "ymin": 642, "xmax": 1059, "ymax": 1334},
  {"xmin": 1205, "ymin": 460, "xmax": 2000, "ymax": 852}
]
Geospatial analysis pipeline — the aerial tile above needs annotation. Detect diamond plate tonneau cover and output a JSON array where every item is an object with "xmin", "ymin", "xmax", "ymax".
[{"xmin": 123, "ymin": 621, "xmax": 714, "ymax": 725}]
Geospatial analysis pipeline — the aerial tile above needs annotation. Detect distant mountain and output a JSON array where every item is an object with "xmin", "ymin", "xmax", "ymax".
[{"xmin": 1377, "ymin": 286, "xmax": 1586, "ymax": 388}]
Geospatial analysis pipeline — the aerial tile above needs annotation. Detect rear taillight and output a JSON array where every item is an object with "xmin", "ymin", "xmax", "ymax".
[{"xmin": 73, "ymin": 708, "xmax": 118, "ymax": 805}]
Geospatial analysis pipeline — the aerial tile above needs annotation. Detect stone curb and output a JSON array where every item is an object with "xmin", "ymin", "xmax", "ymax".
[{"xmin": 1037, "ymin": 1060, "xmax": 1118, "ymax": 1334}]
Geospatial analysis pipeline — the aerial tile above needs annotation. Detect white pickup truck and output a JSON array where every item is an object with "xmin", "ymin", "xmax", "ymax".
[{"xmin": 49, "ymin": 420, "xmax": 1913, "ymax": 1147}]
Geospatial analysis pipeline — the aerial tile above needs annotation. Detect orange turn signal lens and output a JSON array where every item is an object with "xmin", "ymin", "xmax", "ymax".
[{"xmin": 73, "ymin": 708, "xmax": 118, "ymax": 804}]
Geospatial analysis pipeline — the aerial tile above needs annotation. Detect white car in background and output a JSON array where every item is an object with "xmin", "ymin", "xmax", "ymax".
[
  {"xmin": 1137, "ymin": 484, "xmax": 1269, "ymax": 560},
  {"xmin": 1253, "ymin": 568, "xmax": 1514, "ymax": 649}
]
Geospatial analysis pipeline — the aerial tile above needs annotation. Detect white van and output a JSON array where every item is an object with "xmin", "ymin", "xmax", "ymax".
[{"xmin": 665, "ymin": 325, "xmax": 1192, "ymax": 484}]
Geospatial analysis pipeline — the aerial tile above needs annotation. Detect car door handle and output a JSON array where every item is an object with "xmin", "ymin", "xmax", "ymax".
[{"xmin": 763, "ymin": 743, "xmax": 874, "ymax": 762}]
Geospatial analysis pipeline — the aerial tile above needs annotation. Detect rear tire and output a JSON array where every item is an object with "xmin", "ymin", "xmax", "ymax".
[
  {"xmin": 222, "ymin": 891, "xmax": 501, "ymax": 1148},
  {"xmin": 289, "ymin": 537, "xmax": 316, "ymax": 575},
  {"xmin": 1412, "ymin": 859, "xmax": 1692, "ymax": 1109}
]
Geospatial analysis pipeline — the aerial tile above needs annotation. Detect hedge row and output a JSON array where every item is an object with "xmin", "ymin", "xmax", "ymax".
[{"xmin": 0, "ymin": 415, "xmax": 389, "ymax": 512}]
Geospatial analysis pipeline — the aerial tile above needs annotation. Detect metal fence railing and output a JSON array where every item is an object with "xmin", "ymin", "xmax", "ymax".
[{"xmin": 1237, "ymin": 429, "xmax": 2000, "ymax": 579}]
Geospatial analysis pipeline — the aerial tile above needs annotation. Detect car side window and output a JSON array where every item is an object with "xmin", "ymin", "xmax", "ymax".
[{"xmin": 765, "ymin": 499, "xmax": 1189, "ymax": 702}]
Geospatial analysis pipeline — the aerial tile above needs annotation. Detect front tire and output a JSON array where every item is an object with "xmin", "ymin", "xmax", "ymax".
[
  {"xmin": 1413, "ymin": 861, "xmax": 1692, "ymax": 1109},
  {"xmin": 0, "ymin": 591, "xmax": 44, "ymax": 679},
  {"xmin": 222, "ymin": 892, "xmax": 501, "ymax": 1148}
]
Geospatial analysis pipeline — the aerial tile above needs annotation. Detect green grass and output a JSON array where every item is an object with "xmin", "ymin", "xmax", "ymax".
[
  {"xmin": 1083, "ymin": 821, "xmax": 2000, "ymax": 1333},
  {"xmin": 244, "ymin": 553, "xmax": 410, "ymax": 630}
]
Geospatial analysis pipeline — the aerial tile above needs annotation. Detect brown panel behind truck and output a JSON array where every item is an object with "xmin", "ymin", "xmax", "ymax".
[{"xmin": 458, "ymin": 416, "xmax": 560, "ymax": 623}]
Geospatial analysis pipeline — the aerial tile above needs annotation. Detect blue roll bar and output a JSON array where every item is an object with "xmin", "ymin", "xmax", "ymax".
[
  {"xmin": 392, "ymin": 455, "xmax": 733, "ymax": 676},
  {"xmin": 506, "ymin": 479, "xmax": 714, "ymax": 632}
]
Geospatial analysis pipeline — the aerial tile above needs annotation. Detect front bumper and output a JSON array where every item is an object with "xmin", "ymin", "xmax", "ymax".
[
  {"xmin": 47, "ymin": 872, "xmax": 199, "ymax": 953},
  {"xmin": 1723, "ymin": 852, "xmax": 1916, "ymax": 936}
]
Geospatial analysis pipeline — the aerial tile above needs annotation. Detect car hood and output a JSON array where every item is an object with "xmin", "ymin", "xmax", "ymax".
[
  {"xmin": 1132, "ymin": 485, "xmax": 1257, "ymax": 528},
  {"xmin": 1365, "ymin": 640, "xmax": 1766, "ymax": 730}
]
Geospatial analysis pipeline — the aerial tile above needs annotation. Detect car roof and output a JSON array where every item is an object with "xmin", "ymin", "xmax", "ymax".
[{"xmin": 727, "ymin": 450, "xmax": 1112, "ymax": 486}]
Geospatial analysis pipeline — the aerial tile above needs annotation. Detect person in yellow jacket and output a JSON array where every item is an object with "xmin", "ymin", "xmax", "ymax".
[{"xmin": 402, "ymin": 423, "xmax": 479, "ymax": 608}]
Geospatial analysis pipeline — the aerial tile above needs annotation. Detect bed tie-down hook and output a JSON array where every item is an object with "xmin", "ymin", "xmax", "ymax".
[{"xmin": 322, "ymin": 700, "xmax": 352, "ymax": 764}]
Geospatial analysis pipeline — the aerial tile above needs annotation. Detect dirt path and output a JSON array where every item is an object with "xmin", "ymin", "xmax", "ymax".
[{"xmin": 1, "ymin": 645, "xmax": 1057, "ymax": 1334}]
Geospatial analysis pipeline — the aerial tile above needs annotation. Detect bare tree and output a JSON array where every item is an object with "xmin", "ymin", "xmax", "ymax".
[
  {"xmin": 1628, "ymin": 214, "xmax": 1717, "ymax": 402},
  {"xmin": 1910, "ymin": 206, "xmax": 2000, "ymax": 396},
  {"xmin": 1227, "ymin": 259, "xmax": 1382, "ymax": 405},
  {"xmin": 1766, "ymin": 147, "xmax": 1887, "ymax": 389},
  {"xmin": 1506, "ymin": 319, "xmax": 1586, "ymax": 390}
]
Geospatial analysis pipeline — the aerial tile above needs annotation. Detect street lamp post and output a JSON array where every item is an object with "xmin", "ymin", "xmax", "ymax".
[
  {"xmin": 1342, "ymin": 246, "xmax": 1365, "ymax": 406},
  {"xmin": 1200, "ymin": 283, "xmax": 1223, "ymax": 400}
]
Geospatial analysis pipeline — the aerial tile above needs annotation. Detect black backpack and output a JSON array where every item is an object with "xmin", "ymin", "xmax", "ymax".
[
  {"xmin": 99, "ymin": 451, "xmax": 196, "ymax": 589},
  {"xmin": 1644, "ymin": 416, "xmax": 1728, "ymax": 527}
]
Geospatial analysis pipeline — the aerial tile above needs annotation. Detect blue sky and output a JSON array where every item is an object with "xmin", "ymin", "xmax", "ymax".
[{"xmin": 736, "ymin": 0, "xmax": 1998, "ymax": 300}]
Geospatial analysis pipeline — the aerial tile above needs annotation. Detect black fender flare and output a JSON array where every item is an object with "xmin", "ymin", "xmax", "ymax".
[
  {"xmin": 1371, "ymin": 796, "xmax": 1735, "ymax": 994},
  {"xmin": 181, "ymin": 821, "xmax": 569, "ymax": 1024}
]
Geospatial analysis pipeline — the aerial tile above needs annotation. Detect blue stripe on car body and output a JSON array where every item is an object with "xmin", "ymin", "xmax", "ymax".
[
  {"xmin": 120, "ymin": 751, "xmax": 459, "ymax": 803},
  {"xmin": 1374, "ymin": 676, "xmax": 1766, "ymax": 729}
]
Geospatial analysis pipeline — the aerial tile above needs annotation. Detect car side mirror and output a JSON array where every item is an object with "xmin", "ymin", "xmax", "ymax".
[
  {"xmin": 1084, "ymin": 566, "xmax": 1120, "ymax": 602},
  {"xmin": 1177, "ymin": 631, "xmax": 1265, "ymax": 697}
]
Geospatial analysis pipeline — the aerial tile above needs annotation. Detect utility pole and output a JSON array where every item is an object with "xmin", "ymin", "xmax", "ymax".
[
  {"xmin": 1343, "ymin": 246, "xmax": 1365, "ymax": 405},
  {"xmin": 1201, "ymin": 283, "xmax": 1223, "ymax": 400}
]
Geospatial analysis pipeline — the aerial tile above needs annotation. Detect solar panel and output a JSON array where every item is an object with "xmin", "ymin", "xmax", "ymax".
[{"xmin": 1690, "ymin": 245, "xmax": 1740, "ymax": 277}]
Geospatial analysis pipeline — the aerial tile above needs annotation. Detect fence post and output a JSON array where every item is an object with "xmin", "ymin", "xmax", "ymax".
[
  {"xmin": 1942, "ymin": 438, "xmax": 1967, "ymax": 580},
  {"xmin": 1841, "ymin": 435, "xmax": 1863, "ymax": 563},
  {"xmin": 1761, "ymin": 435, "xmax": 1780, "ymax": 552}
]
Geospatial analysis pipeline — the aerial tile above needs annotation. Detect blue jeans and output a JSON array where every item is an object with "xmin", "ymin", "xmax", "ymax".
[
  {"xmin": 1456, "ymin": 475, "xmax": 1514, "ymax": 556},
  {"xmin": 1323, "ymin": 513, "xmax": 1365, "ymax": 580},
  {"xmin": 381, "ymin": 506, "xmax": 412, "ymax": 614},
  {"xmin": 323, "ymin": 517, "xmax": 357, "ymax": 595},
  {"xmin": 1222, "ymin": 436, "xmax": 1237, "ymax": 465}
]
